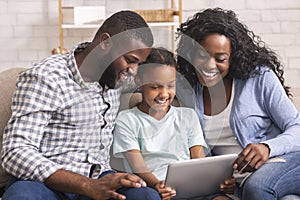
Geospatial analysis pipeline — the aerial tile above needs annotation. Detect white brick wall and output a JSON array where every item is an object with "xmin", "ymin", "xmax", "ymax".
[
  {"xmin": 183, "ymin": 0, "xmax": 300, "ymax": 89},
  {"xmin": 0, "ymin": 0, "xmax": 300, "ymax": 89}
]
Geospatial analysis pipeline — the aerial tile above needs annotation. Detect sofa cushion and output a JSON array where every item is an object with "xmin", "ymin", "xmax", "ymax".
[
  {"xmin": 292, "ymin": 87, "xmax": 300, "ymax": 111},
  {"xmin": 0, "ymin": 68, "xmax": 26, "ymax": 188}
]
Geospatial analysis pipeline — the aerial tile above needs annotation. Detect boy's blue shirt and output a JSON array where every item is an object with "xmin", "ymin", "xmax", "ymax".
[{"xmin": 176, "ymin": 67, "xmax": 300, "ymax": 157}]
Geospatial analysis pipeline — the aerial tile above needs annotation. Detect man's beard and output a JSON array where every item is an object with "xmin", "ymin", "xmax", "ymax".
[{"xmin": 98, "ymin": 64, "xmax": 116, "ymax": 89}]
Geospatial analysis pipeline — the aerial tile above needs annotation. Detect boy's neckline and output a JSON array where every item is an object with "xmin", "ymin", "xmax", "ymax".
[{"xmin": 136, "ymin": 103, "xmax": 172, "ymax": 121}]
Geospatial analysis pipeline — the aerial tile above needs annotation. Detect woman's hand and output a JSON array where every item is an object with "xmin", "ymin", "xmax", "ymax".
[
  {"xmin": 154, "ymin": 181, "xmax": 176, "ymax": 200},
  {"xmin": 219, "ymin": 176, "xmax": 235, "ymax": 195},
  {"xmin": 234, "ymin": 143, "xmax": 270, "ymax": 173}
]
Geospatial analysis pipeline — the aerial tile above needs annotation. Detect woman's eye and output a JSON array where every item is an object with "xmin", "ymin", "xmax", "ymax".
[{"xmin": 216, "ymin": 58, "xmax": 226, "ymax": 63}]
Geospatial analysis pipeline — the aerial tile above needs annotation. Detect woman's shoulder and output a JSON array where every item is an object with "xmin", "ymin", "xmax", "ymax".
[
  {"xmin": 250, "ymin": 66, "xmax": 274, "ymax": 78},
  {"xmin": 235, "ymin": 66, "xmax": 277, "ymax": 85}
]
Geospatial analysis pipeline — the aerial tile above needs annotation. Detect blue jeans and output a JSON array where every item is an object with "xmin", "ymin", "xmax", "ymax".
[
  {"xmin": 2, "ymin": 170, "xmax": 160, "ymax": 200},
  {"xmin": 239, "ymin": 151, "xmax": 300, "ymax": 200}
]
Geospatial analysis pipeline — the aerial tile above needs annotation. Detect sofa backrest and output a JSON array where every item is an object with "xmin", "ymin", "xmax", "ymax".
[{"xmin": 0, "ymin": 67, "xmax": 26, "ymax": 188}]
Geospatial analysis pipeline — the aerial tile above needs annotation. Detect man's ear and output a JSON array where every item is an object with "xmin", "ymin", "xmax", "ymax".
[
  {"xmin": 99, "ymin": 33, "xmax": 111, "ymax": 50},
  {"xmin": 134, "ymin": 76, "xmax": 142, "ymax": 89}
]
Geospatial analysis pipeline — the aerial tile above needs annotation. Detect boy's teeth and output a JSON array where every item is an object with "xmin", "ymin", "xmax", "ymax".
[{"xmin": 156, "ymin": 99, "xmax": 167, "ymax": 104}]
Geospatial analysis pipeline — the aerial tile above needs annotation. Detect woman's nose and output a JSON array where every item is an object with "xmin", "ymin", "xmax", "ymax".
[{"xmin": 206, "ymin": 57, "xmax": 217, "ymax": 69}]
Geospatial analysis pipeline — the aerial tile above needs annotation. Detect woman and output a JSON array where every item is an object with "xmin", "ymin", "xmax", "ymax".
[{"xmin": 176, "ymin": 7, "xmax": 300, "ymax": 199}]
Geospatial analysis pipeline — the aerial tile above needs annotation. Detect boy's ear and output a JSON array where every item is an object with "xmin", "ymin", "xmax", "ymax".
[{"xmin": 99, "ymin": 33, "xmax": 112, "ymax": 50}]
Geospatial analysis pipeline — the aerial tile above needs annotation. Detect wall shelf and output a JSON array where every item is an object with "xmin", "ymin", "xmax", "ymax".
[{"xmin": 56, "ymin": 0, "xmax": 182, "ymax": 53}]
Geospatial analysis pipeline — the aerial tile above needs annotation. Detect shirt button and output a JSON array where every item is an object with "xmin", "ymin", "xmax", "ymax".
[{"xmin": 234, "ymin": 137, "xmax": 237, "ymax": 140}]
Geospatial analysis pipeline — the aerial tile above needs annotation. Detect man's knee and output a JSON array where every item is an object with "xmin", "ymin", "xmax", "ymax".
[{"xmin": 2, "ymin": 180, "xmax": 60, "ymax": 200}]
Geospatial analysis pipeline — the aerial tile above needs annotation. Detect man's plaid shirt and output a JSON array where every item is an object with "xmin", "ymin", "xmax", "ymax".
[{"xmin": 1, "ymin": 43, "xmax": 121, "ymax": 182}]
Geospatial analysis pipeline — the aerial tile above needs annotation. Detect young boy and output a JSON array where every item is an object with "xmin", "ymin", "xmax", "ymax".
[{"xmin": 113, "ymin": 48, "xmax": 235, "ymax": 199}]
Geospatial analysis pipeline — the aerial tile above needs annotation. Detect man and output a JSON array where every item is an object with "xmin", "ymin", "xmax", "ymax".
[{"xmin": 1, "ymin": 10, "xmax": 160, "ymax": 200}]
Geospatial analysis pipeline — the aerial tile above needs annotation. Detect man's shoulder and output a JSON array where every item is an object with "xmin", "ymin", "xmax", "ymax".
[{"xmin": 20, "ymin": 54, "xmax": 72, "ymax": 82}]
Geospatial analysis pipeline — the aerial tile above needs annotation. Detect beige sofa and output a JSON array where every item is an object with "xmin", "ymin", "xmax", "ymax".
[
  {"xmin": 0, "ymin": 67, "xmax": 300, "ymax": 198},
  {"xmin": 0, "ymin": 68, "xmax": 26, "ymax": 196}
]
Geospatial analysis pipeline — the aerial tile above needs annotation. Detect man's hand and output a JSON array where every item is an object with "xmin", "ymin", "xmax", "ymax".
[
  {"xmin": 88, "ymin": 172, "xmax": 147, "ymax": 200},
  {"xmin": 234, "ymin": 143, "xmax": 270, "ymax": 173},
  {"xmin": 154, "ymin": 181, "xmax": 176, "ymax": 200},
  {"xmin": 46, "ymin": 170, "xmax": 147, "ymax": 200}
]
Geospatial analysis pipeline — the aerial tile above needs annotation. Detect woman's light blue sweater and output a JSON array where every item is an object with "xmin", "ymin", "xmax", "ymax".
[{"xmin": 177, "ymin": 67, "xmax": 300, "ymax": 157}]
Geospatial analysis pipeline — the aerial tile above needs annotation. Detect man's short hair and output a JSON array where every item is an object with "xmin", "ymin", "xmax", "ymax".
[{"xmin": 93, "ymin": 10, "xmax": 153, "ymax": 47}]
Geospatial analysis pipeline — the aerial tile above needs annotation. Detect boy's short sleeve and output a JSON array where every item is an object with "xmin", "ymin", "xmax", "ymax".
[
  {"xmin": 187, "ymin": 108, "xmax": 208, "ymax": 149},
  {"xmin": 113, "ymin": 110, "xmax": 140, "ymax": 158}
]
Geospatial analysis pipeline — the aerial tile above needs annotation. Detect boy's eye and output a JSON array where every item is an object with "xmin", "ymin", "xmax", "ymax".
[
  {"xmin": 150, "ymin": 86, "xmax": 159, "ymax": 89},
  {"xmin": 168, "ymin": 84, "xmax": 175, "ymax": 89}
]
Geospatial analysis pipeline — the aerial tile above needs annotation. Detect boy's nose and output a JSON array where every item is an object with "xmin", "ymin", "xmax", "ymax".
[{"xmin": 160, "ymin": 87, "xmax": 169, "ymax": 98}]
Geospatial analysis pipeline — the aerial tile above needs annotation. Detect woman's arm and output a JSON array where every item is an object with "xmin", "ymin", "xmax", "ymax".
[{"xmin": 190, "ymin": 145, "xmax": 206, "ymax": 159}]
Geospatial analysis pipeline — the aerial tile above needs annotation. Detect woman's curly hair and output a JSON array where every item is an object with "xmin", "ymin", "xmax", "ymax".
[{"xmin": 176, "ymin": 8, "xmax": 291, "ymax": 97}]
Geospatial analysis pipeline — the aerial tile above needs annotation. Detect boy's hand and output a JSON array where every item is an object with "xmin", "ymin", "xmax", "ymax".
[
  {"xmin": 154, "ymin": 181, "xmax": 176, "ymax": 200},
  {"xmin": 219, "ymin": 176, "xmax": 235, "ymax": 195}
]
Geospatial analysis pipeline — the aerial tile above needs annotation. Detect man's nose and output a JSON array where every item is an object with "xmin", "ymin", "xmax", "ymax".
[{"xmin": 128, "ymin": 63, "xmax": 138, "ymax": 75}]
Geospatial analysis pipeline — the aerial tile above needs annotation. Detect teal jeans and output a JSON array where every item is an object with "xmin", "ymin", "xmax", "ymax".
[{"xmin": 239, "ymin": 151, "xmax": 300, "ymax": 199}]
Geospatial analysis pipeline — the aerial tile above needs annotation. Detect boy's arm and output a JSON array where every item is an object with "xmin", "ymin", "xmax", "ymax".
[
  {"xmin": 189, "ymin": 145, "xmax": 206, "ymax": 159},
  {"xmin": 124, "ymin": 150, "xmax": 159, "ymax": 188},
  {"xmin": 124, "ymin": 150, "xmax": 176, "ymax": 199}
]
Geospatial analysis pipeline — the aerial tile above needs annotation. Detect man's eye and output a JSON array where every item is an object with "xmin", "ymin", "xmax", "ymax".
[{"xmin": 125, "ymin": 57, "xmax": 137, "ymax": 64}]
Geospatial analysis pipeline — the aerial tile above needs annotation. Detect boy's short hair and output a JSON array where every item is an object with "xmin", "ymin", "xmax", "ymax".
[
  {"xmin": 93, "ymin": 10, "xmax": 154, "ymax": 47},
  {"xmin": 137, "ymin": 47, "xmax": 177, "ymax": 77}
]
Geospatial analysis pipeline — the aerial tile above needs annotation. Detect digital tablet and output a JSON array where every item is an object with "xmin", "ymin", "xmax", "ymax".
[{"xmin": 165, "ymin": 153, "xmax": 237, "ymax": 199}]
